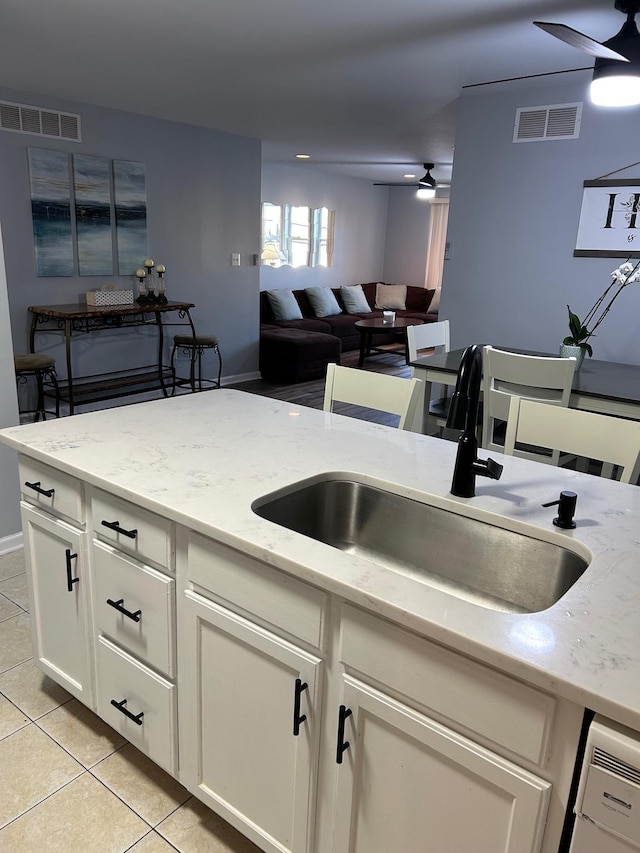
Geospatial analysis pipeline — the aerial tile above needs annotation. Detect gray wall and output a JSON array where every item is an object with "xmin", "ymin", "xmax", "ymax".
[
  {"xmin": 442, "ymin": 72, "xmax": 640, "ymax": 366},
  {"xmin": 383, "ymin": 188, "xmax": 431, "ymax": 286},
  {"xmin": 0, "ymin": 224, "xmax": 21, "ymax": 544},
  {"xmin": 260, "ymin": 164, "xmax": 388, "ymax": 291},
  {"xmin": 0, "ymin": 86, "xmax": 262, "ymax": 386}
]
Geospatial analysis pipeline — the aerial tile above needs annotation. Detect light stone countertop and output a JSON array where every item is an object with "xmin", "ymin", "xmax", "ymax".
[{"xmin": 2, "ymin": 390, "xmax": 639, "ymax": 730}]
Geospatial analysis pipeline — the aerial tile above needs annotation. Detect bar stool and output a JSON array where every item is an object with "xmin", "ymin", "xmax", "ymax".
[
  {"xmin": 170, "ymin": 334, "xmax": 222, "ymax": 393},
  {"xmin": 14, "ymin": 354, "xmax": 61, "ymax": 421}
]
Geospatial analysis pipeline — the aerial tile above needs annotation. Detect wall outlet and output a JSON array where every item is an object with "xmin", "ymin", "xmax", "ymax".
[{"xmin": 231, "ymin": 253, "xmax": 241, "ymax": 267}]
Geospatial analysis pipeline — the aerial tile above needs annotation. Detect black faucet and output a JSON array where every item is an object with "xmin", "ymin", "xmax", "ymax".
[{"xmin": 445, "ymin": 344, "xmax": 503, "ymax": 498}]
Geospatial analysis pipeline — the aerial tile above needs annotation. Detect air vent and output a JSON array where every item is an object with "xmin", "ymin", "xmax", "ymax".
[
  {"xmin": 0, "ymin": 100, "xmax": 81, "ymax": 142},
  {"xmin": 593, "ymin": 747, "xmax": 640, "ymax": 786},
  {"xmin": 513, "ymin": 103, "xmax": 582, "ymax": 143}
]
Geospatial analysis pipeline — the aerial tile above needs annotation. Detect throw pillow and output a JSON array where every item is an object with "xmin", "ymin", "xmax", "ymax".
[
  {"xmin": 429, "ymin": 288, "xmax": 441, "ymax": 313},
  {"xmin": 266, "ymin": 289, "xmax": 303, "ymax": 321},
  {"xmin": 305, "ymin": 286, "xmax": 342, "ymax": 318},
  {"xmin": 340, "ymin": 284, "xmax": 372, "ymax": 314},
  {"xmin": 375, "ymin": 283, "xmax": 407, "ymax": 310}
]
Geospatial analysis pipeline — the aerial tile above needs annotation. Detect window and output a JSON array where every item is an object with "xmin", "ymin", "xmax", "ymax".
[
  {"xmin": 290, "ymin": 206, "xmax": 310, "ymax": 267},
  {"xmin": 261, "ymin": 202, "xmax": 335, "ymax": 268}
]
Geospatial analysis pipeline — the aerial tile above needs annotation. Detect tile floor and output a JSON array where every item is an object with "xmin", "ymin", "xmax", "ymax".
[{"xmin": 0, "ymin": 548, "xmax": 261, "ymax": 853}]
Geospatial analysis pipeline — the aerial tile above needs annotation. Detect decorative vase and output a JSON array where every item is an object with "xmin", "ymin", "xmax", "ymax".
[{"xmin": 559, "ymin": 343, "xmax": 586, "ymax": 371}]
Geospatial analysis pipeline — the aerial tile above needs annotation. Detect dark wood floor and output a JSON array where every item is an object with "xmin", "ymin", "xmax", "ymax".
[{"xmin": 228, "ymin": 346, "xmax": 412, "ymax": 428}]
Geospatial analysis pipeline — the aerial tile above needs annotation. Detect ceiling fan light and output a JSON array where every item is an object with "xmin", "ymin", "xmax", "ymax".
[
  {"xmin": 416, "ymin": 187, "xmax": 436, "ymax": 199},
  {"xmin": 590, "ymin": 71, "xmax": 640, "ymax": 105}
]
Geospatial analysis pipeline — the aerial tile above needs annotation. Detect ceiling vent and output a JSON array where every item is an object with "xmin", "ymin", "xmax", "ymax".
[
  {"xmin": 513, "ymin": 102, "xmax": 582, "ymax": 143},
  {"xmin": 0, "ymin": 100, "xmax": 81, "ymax": 142}
]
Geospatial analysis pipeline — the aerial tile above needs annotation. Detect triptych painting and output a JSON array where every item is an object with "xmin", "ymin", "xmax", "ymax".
[{"xmin": 28, "ymin": 147, "xmax": 148, "ymax": 276}]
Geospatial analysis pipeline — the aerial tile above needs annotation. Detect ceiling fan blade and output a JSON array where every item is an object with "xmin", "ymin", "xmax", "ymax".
[
  {"xmin": 374, "ymin": 183, "xmax": 450, "ymax": 188},
  {"xmin": 534, "ymin": 21, "xmax": 630, "ymax": 61}
]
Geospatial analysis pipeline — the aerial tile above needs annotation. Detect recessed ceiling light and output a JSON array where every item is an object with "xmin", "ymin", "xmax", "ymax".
[
  {"xmin": 404, "ymin": 173, "xmax": 416, "ymax": 179},
  {"xmin": 295, "ymin": 154, "xmax": 310, "ymax": 159}
]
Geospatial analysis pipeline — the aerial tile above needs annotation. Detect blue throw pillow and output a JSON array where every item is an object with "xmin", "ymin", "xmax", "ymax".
[
  {"xmin": 305, "ymin": 287, "xmax": 342, "ymax": 318},
  {"xmin": 266, "ymin": 289, "xmax": 303, "ymax": 321},
  {"xmin": 340, "ymin": 284, "xmax": 372, "ymax": 314}
]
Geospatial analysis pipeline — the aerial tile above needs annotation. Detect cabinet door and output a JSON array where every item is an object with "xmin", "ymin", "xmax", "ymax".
[
  {"xmin": 331, "ymin": 677, "xmax": 551, "ymax": 853},
  {"xmin": 21, "ymin": 504, "xmax": 92, "ymax": 705},
  {"xmin": 181, "ymin": 590, "xmax": 322, "ymax": 853}
]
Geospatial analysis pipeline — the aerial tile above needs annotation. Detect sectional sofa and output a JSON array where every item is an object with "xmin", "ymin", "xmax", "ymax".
[{"xmin": 259, "ymin": 282, "xmax": 439, "ymax": 382}]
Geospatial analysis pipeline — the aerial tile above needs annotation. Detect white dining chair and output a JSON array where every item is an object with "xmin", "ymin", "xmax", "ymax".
[
  {"xmin": 406, "ymin": 320, "xmax": 451, "ymax": 434},
  {"xmin": 482, "ymin": 346, "xmax": 577, "ymax": 464},
  {"xmin": 504, "ymin": 397, "xmax": 640, "ymax": 484},
  {"xmin": 323, "ymin": 363, "xmax": 422, "ymax": 431}
]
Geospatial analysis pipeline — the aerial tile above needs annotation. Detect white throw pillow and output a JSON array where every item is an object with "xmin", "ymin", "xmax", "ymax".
[
  {"xmin": 266, "ymin": 289, "xmax": 303, "ymax": 321},
  {"xmin": 375, "ymin": 283, "xmax": 407, "ymax": 310},
  {"xmin": 340, "ymin": 284, "xmax": 372, "ymax": 314},
  {"xmin": 305, "ymin": 286, "xmax": 342, "ymax": 318},
  {"xmin": 429, "ymin": 288, "xmax": 441, "ymax": 313}
]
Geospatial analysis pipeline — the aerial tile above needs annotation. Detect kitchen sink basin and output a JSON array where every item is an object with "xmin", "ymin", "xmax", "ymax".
[{"xmin": 252, "ymin": 475, "xmax": 590, "ymax": 614}]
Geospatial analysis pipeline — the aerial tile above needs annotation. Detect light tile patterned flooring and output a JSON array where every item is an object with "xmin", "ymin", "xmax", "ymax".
[{"xmin": 0, "ymin": 549, "xmax": 261, "ymax": 853}]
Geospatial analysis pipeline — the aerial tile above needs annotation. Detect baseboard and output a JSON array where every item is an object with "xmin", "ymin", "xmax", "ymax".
[
  {"xmin": 0, "ymin": 531, "xmax": 23, "ymax": 555},
  {"xmin": 221, "ymin": 370, "xmax": 261, "ymax": 385}
]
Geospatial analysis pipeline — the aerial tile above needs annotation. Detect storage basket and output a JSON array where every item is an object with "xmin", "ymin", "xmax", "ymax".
[{"xmin": 86, "ymin": 285, "xmax": 134, "ymax": 307}]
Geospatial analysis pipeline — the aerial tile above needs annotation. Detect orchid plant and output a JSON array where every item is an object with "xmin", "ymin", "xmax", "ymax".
[{"xmin": 564, "ymin": 260, "xmax": 640, "ymax": 357}]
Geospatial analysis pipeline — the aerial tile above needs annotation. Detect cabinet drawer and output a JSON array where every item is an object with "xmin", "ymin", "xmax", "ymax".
[
  {"xmin": 340, "ymin": 604, "xmax": 556, "ymax": 766},
  {"xmin": 188, "ymin": 532, "xmax": 328, "ymax": 650},
  {"xmin": 91, "ymin": 489, "xmax": 173, "ymax": 571},
  {"xmin": 96, "ymin": 636, "xmax": 176, "ymax": 774},
  {"xmin": 92, "ymin": 541, "xmax": 175, "ymax": 678},
  {"xmin": 19, "ymin": 456, "xmax": 84, "ymax": 525}
]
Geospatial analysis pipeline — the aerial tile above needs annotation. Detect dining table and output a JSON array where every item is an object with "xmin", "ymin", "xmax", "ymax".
[{"xmin": 410, "ymin": 345, "xmax": 640, "ymax": 435}]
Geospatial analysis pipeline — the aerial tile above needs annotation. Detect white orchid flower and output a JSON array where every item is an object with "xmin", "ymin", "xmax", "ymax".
[{"xmin": 611, "ymin": 261, "xmax": 638, "ymax": 285}]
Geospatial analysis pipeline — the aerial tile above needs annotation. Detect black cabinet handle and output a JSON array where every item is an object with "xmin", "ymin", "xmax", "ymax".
[
  {"xmin": 25, "ymin": 480, "xmax": 55, "ymax": 498},
  {"xmin": 110, "ymin": 698, "xmax": 144, "ymax": 726},
  {"xmin": 101, "ymin": 520, "xmax": 138, "ymax": 539},
  {"xmin": 106, "ymin": 598, "xmax": 142, "ymax": 623},
  {"xmin": 293, "ymin": 678, "xmax": 308, "ymax": 736},
  {"xmin": 336, "ymin": 704, "xmax": 353, "ymax": 764},
  {"xmin": 65, "ymin": 549, "xmax": 79, "ymax": 593}
]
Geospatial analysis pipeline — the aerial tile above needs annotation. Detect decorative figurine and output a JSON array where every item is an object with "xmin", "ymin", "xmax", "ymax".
[
  {"xmin": 143, "ymin": 259, "xmax": 156, "ymax": 302},
  {"xmin": 135, "ymin": 268, "xmax": 149, "ymax": 304},
  {"xmin": 156, "ymin": 264, "xmax": 168, "ymax": 304}
]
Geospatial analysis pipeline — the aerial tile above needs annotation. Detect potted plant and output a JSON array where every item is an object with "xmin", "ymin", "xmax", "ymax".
[{"xmin": 561, "ymin": 260, "xmax": 640, "ymax": 369}]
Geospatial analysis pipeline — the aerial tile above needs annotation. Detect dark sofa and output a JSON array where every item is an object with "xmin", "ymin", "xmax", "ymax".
[{"xmin": 259, "ymin": 282, "xmax": 439, "ymax": 382}]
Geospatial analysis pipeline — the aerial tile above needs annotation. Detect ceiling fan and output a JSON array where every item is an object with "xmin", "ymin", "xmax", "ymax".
[
  {"xmin": 534, "ymin": 1, "xmax": 640, "ymax": 106},
  {"xmin": 374, "ymin": 163, "xmax": 448, "ymax": 197}
]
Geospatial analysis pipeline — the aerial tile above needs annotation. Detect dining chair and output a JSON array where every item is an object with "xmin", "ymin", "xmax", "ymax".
[
  {"xmin": 504, "ymin": 397, "xmax": 640, "ymax": 484},
  {"xmin": 323, "ymin": 363, "xmax": 422, "ymax": 431},
  {"xmin": 406, "ymin": 320, "xmax": 451, "ymax": 434},
  {"xmin": 481, "ymin": 346, "xmax": 577, "ymax": 464}
]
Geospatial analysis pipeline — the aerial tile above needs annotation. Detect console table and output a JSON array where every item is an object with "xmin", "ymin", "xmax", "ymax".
[{"xmin": 29, "ymin": 300, "xmax": 196, "ymax": 415}]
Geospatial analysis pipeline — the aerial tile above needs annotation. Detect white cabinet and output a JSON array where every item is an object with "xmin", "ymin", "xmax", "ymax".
[
  {"xmin": 15, "ymin": 455, "xmax": 584, "ymax": 853},
  {"xmin": 95, "ymin": 635, "xmax": 177, "ymax": 774},
  {"xmin": 21, "ymin": 503, "xmax": 93, "ymax": 704},
  {"xmin": 331, "ymin": 676, "xmax": 550, "ymax": 853},
  {"xmin": 89, "ymin": 489, "xmax": 178, "ymax": 774},
  {"xmin": 19, "ymin": 457, "xmax": 93, "ymax": 707},
  {"xmin": 181, "ymin": 591, "xmax": 322, "ymax": 853}
]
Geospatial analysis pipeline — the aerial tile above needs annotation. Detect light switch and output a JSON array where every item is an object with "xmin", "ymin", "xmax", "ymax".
[{"xmin": 231, "ymin": 253, "xmax": 241, "ymax": 267}]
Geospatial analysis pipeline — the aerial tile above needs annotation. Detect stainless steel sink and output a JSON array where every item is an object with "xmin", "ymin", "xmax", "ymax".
[{"xmin": 252, "ymin": 476, "xmax": 590, "ymax": 614}]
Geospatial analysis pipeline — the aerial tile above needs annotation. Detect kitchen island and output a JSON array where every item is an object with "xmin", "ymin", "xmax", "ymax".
[{"xmin": 1, "ymin": 389, "xmax": 639, "ymax": 853}]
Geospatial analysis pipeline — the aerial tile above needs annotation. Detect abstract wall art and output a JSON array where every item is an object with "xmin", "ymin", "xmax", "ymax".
[
  {"xmin": 28, "ymin": 147, "xmax": 74, "ymax": 276},
  {"xmin": 73, "ymin": 153, "xmax": 113, "ymax": 276},
  {"xmin": 113, "ymin": 159, "xmax": 148, "ymax": 275}
]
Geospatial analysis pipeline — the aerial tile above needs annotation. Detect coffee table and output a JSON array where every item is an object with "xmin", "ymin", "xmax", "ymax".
[{"xmin": 355, "ymin": 318, "xmax": 424, "ymax": 367}]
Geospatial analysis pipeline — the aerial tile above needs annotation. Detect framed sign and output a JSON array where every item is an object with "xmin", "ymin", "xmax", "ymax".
[{"xmin": 575, "ymin": 179, "xmax": 640, "ymax": 258}]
